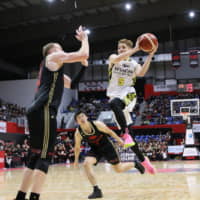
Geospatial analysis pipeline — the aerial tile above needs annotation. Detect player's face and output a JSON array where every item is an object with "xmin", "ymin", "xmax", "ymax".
[
  {"xmin": 117, "ymin": 43, "xmax": 131, "ymax": 55},
  {"xmin": 76, "ymin": 113, "xmax": 88, "ymax": 125},
  {"xmin": 49, "ymin": 44, "xmax": 63, "ymax": 55}
]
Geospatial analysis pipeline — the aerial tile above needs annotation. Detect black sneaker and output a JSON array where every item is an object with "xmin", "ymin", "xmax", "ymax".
[
  {"xmin": 13, "ymin": 199, "xmax": 28, "ymax": 200},
  {"xmin": 88, "ymin": 188, "xmax": 103, "ymax": 199},
  {"xmin": 134, "ymin": 160, "xmax": 145, "ymax": 174}
]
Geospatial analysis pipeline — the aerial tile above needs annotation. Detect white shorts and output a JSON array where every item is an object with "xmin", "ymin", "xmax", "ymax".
[{"xmin": 108, "ymin": 87, "xmax": 137, "ymax": 112}]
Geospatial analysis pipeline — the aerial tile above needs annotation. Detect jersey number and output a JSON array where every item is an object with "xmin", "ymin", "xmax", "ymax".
[{"xmin": 118, "ymin": 77, "xmax": 125, "ymax": 86}]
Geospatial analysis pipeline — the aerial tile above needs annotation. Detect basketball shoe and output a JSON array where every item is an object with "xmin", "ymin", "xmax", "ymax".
[
  {"xmin": 141, "ymin": 157, "xmax": 156, "ymax": 174},
  {"xmin": 88, "ymin": 188, "xmax": 103, "ymax": 199},
  {"xmin": 121, "ymin": 128, "xmax": 135, "ymax": 148}
]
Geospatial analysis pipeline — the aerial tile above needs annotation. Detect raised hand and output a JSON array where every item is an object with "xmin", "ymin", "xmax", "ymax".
[
  {"xmin": 75, "ymin": 25, "xmax": 88, "ymax": 42},
  {"xmin": 149, "ymin": 43, "xmax": 158, "ymax": 55}
]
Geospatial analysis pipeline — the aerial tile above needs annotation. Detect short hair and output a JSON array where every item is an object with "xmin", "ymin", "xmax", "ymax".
[
  {"xmin": 74, "ymin": 111, "xmax": 87, "ymax": 121},
  {"xmin": 118, "ymin": 39, "xmax": 133, "ymax": 48},
  {"xmin": 42, "ymin": 42, "xmax": 61, "ymax": 57}
]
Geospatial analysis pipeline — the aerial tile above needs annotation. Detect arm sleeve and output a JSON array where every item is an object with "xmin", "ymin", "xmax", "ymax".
[{"xmin": 71, "ymin": 66, "xmax": 86, "ymax": 89}]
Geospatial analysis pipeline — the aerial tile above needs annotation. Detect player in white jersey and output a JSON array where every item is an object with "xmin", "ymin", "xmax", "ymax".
[{"xmin": 107, "ymin": 38, "xmax": 157, "ymax": 174}]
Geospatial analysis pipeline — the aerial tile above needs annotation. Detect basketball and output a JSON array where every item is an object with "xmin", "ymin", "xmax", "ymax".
[{"xmin": 137, "ymin": 33, "xmax": 158, "ymax": 52}]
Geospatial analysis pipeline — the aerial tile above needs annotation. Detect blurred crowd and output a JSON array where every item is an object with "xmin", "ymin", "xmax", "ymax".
[
  {"xmin": 0, "ymin": 139, "xmax": 29, "ymax": 168},
  {"xmin": 1, "ymin": 92, "xmax": 200, "ymax": 168},
  {"xmin": 0, "ymin": 134, "xmax": 75, "ymax": 168},
  {"xmin": 0, "ymin": 99, "xmax": 26, "ymax": 122},
  {"xmin": 64, "ymin": 96, "xmax": 110, "ymax": 120},
  {"xmin": 136, "ymin": 133, "xmax": 170, "ymax": 161},
  {"xmin": 0, "ymin": 130, "xmax": 172, "ymax": 168}
]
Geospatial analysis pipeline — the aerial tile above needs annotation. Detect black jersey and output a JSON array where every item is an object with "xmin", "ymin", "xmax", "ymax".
[
  {"xmin": 28, "ymin": 60, "xmax": 64, "ymax": 113},
  {"xmin": 78, "ymin": 121, "xmax": 111, "ymax": 147}
]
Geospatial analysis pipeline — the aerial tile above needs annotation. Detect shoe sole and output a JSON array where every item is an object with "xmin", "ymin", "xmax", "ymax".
[{"xmin": 123, "ymin": 142, "xmax": 135, "ymax": 148}]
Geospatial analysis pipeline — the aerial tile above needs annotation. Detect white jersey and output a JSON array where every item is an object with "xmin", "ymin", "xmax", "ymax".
[{"xmin": 107, "ymin": 58, "xmax": 140, "ymax": 99}]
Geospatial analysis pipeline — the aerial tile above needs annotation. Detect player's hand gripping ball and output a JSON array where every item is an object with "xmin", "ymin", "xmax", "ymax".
[{"xmin": 137, "ymin": 33, "xmax": 158, "ymax": 52}]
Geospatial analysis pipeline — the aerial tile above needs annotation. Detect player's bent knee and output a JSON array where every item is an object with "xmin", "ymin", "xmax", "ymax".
[
  {"xmin": 26, "ymin": 152, "xmax": 40, "ymax": 170},
  {"xmin": 110, "ymin": 98, "xmax": 125, "ymax": 110},
  {"xmin": 83, "ymin": 161, "xmax": 90, "ymax": 168},
  {"xmin": 83, "ymin": 157, "xmax": 96, "ymax": 168},
  {"xmin": 35, "ymin": 158, "xmax": 50, "ymax": 174}
]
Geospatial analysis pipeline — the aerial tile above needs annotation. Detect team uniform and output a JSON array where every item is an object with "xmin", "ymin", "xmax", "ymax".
[
  {"xmin": 27, "ymin": 60, "xmax": 64, "ymax": 160},
  {"xmin": 107, "ymin": 58, "xmax": 141, "ymax": 112},
  {"xmin": 78, "ymin": 121, "xmax": 120, "ymax": 165},
  {"xmin": 106, "ymin": 57, "xmax": 157, "ymax": 175}
]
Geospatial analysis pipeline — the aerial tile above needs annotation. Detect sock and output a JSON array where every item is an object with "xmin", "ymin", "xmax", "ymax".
[
  {"xmin": 16, "ymin": 191, "xmax": 26, "ymax": 200},
  {"xmin": 131, "ymin": 143, "xmax": 145, "ymax": 162},
  {"xmin": 29, "ymin": 192, "xmax": 40, "ymax": 200},
  {"xmin": 128, "ymin": 125, "xmax": 145, "ymax": 162}
]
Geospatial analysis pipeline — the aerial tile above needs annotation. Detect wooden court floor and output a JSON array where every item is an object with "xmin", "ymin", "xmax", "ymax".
[{"xmin": 0, "ymin": 161, "xmax": 200, "ymax": 200}]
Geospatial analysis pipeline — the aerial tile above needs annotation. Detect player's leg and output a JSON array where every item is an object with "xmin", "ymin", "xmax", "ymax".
[
  {"xmin": 28, "ymin": 107, "xmax": 56, "ymax": 200},
  {"xmin": 110, "ymin": 98, "xmax": 127, "ymax": 133},
  {"xmin": 112, "ymin": 162, "xmax": 132, "ymax": 172},
  {"xmin": 15, "ymin": 110, "xmax": 42, "ymax": 200},
  {"xmin": 15, "ymin": 151, "xmax": 41, "ymax": 199},
  {"xmin": 15, "ymin": 168, "xmax": 34, "ymax": 200},
  {"xmin": 124, "ymin": 101, "xmax": 156, "ymax": 174},
  {"xmin": 123, "ymin": 107, "xmax": 146, "ymax": 162},
  {"xmin": 103, "ymin": 140, "xmax": 145, "ymax": 174},
  {"xmin": 110, "ymin": 98, "xmax": 134, "ymax": 148},
  {"xmin": 83, "ymin": 156, "xmax": 103, "ymax": 199},
  {"xmin": 29, "ymin": 158, "xmax": 50, "ymax": 200},
  {"xmin": 83, "ymin": 157, "xmax": 98, "ymax": 186},
  {"xmin": 112, "ymin": 160, "xmax": 145, "ymax": 173}
]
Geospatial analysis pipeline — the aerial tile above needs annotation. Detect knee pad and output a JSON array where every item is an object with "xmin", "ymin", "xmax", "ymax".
[
  {"xmin": 27, "ymin": 152, "xmax": 40, "ymax": 170},
  {"xmin": 110, "ymin": 98, "xmax": 125, "ymax": 110},
  {"xmin": 35, "ymin": 158, "xmax": 50, "ymax": 174}
]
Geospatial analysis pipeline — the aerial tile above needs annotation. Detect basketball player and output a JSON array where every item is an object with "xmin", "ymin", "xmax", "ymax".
[
  {"xmin": 74, "ymin": 111, "xmax": 145, "ymax": 199},
  {"xmin": 107, "ymin": 38, "xmax": 157, "ymax": 174},
  {"xmin": 14, "ymin": 26, "xmax": 89, "ymax": 200}
]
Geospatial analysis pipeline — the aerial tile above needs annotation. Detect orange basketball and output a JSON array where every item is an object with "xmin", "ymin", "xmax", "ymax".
[{"xmin": 137, "ymin": 33, "xmax": 158, "ymax": 52}]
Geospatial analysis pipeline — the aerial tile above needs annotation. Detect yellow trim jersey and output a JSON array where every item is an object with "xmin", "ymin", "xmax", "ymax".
[{"xmin": 107, "ymin": 58, "xmax": 140, "ymax": 99}]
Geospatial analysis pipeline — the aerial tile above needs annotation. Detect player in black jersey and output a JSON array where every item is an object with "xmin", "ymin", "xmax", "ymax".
[
  {"xmin": 14, "ymin": 26, "xmax": 89, "ymax": 200},
  {"xmin": 74, "ymin": 111, "xmax": 145, "ymax": 199}
]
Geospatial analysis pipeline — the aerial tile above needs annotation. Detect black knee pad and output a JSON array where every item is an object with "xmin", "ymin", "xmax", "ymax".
[
  {"xmin": 27, "ymin": 152, "xmax": 40, "ymax": 170},
  {"xmin": 110, "ymin": 98, "xmax": 125, "ymax": 110},
  {"xmin": 35, "ymin": 158, "xmax": 50, "ymax": 174}
]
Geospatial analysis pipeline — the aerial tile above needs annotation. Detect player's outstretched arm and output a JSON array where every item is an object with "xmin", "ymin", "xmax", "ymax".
[
  {"xmin": 136, "ymin": 45, "xmax": 158, "ymax": 77},
  {"xmin": 74, "ymin": 129, "xmax": 82, "ymax": 167},
  {"xmin": 94, "ymin": 121, "xmax": 124, "ymax": 147},
  {"xmin": 46, "ymin": 26, "xmax": 89, "ymax": 71}
]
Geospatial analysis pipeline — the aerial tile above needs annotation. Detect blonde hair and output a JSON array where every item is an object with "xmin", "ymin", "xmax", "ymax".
[
  {"xmin": 118, "ymin": 39, "xmax": 133, "ymax": 48},
  {"xmin": 42, "ymin": 42, "xmax": 62, "ymax": 57}
]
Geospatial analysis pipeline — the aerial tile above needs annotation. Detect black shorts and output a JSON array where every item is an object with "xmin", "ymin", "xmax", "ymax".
[
  {"xmin": 86, "ymin": 140, "xmax": 120, "ymax": 165},
  {"xmin": 27, "ymin": 106, "xmax": 57, "ymax": 158}
]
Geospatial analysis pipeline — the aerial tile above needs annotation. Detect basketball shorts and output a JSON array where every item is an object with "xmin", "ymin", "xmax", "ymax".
[
  {"xmin": 86, "ymin": 140, "xmax": 120, "ymax": 165},
  {"xmin": 108, "ymin": 87, "xmax": 137, "ymax": 112},
  {"xmin": 27, "ymin": 105, "xmax": 57, "ymax": 159}
]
